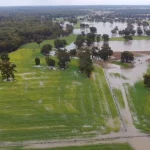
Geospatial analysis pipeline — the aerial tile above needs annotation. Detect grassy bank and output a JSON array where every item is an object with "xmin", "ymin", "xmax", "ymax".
[
  {"xmin": 110, "ymin": 36, "xmax": 150, "ymax": 41},
  {"xmin": 128, "ymin": 81, "xmax": 150, "ymax": 132},
  {"xmin": 74, "ymin": 22, "xmax": 80, "ymax": 29},
  {"xmin": 0, "ymin": 43, "xmax": 119, "ymax": 141},
  {"xmin": 127, "ymin": 65, "xmax": 150, "ymax": 132},
  {"xmin": 20, "ymin": 34, "xmax": 77, "ymax": 50},
  {"xmin": 112, "ymin": 61, "xmax": 133, "ymax": 68}
]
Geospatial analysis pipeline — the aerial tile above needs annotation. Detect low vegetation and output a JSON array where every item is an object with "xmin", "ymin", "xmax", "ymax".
[
  {"xmin": 127, "ymin": 66, "xmax": 150, "ymax": 132},
  {"xmin": 0, "ymin": 41, "xmax": 119, "ymax": 141}
]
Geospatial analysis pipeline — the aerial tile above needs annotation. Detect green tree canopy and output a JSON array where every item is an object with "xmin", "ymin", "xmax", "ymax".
[
  {"xmin": 121, "ymin": 51, "xmax": 134, "ymax": 63},
  {"xmin": 41, "ymin": 44, "xmax": 52, "ymax": 56}
]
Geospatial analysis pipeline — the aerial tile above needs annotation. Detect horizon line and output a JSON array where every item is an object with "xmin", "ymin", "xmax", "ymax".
[{"xmin": 0, "ymin": 4, "xmax": 150, "ymax": 7}]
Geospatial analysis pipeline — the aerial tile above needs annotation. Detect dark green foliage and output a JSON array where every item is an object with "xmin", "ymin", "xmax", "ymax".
[
  {"xmin": 54, "ymin": 39, "xmax": 67, "ymax": 49},
  {"xmin": 35, "ymin": 57, "xmax": 40, "ymax": 66},
  {"xmin": 137, "ymin": 27, "xmax": 143, "ymax": 36},
  {"xmin": 45, "ymin": 57, "xmax": 55, "ymax": 67},
  {"xmin": 58, "ymin": 51, "xmax": 70, "ymax": 69},
  {"xmin": 69, "ymin": 49, "xmax": 77, "ymax": 57},
  {"xmin": 0, "ymin": 53, "xmax": 17, "ymax": 81},
  {"xmin": 0, "ymin": 60, "xmax": 16, "ymax": 81},
  {"xmin": 121, "ymin": 51, "xmax": 134, "ymax": 63},
  {"xmin": 86, "ymin": 33, "xmax": 96, "ymax": 46},
  {"xmin": 96, "ymin": 34, "xmax": 101, "ymax": 42},
  {"xmin": 102, "ymin": 34, "xmax": 109, "ymax": 42},
  {"xmin": 123, "ymin": 35, "xmax": 133, "ymax": 41},
  {"xmin": 90, "ymin": 27, "xmax": 97, "ymax": 34},
  {"xmin": 36, "ymin": 39, "xmax": 43, "ymax": 48},
  {"xmin": 74, "ymin": 35, "xmax": 85, "ymax": 48},
  {"xmin": 143, "ymin": 74, "xmax": 150, "ymax": 87},
  {"xmin": 79, "ymin": 49, "xmax": 94, "ymax": 77},
  {"xmin": 0, "ymin": 52, "xmax": 10, "ymax": 61},
  {"xmin": 99, "ymin": 43, "xmax": 113, "ymax": 61},
  {"xmin": 41, "ymin": 44, "xmax": 52, "ymax": 56}
]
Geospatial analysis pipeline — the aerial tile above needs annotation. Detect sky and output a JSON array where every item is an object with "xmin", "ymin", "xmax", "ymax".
[{"xmin": 0, "ymin": 0, "xmax": 149, "ymax": 6}]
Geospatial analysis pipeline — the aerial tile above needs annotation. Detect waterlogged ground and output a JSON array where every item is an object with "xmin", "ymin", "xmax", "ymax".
[
  {"xmin": 0, "ymin": 48, "xmax": 119, "ymax": 141},
  {"xmin": 106, "ymin": 54, "xmax": 150, "ymax": 132}
]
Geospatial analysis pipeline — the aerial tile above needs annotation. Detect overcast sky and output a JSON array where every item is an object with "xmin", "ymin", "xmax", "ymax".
[{"xmin": 0, "ymin": 0, "xmax": 150, "ymax": 6}]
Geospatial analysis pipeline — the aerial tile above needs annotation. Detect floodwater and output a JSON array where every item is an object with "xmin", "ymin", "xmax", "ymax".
[
  {"xmin": 73, "ymin": 22, "xmax": 143, "ymax": 37},
  {"xmin": 106, "ymin": 54, "xmax": 150, "ymax": 150},
  {"xmin": 107, "ymin": 54, "xmax": 150, "ymax": 84},
  {"xmin": 66, "ymin": 40, "xmax": 150, "ymax": 52},
  {"xmin": 107, "ymin": 40, "xmax": 150, "ymax": 52}
]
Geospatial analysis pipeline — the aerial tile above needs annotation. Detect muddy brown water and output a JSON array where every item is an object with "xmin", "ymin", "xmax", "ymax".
[
  {"xmin": 66, "ymin": 40, "xmax": 150, "ymax": 52},
  {"xmin": 73, "ymin": 22, "xmax": 141, "ymax": 37}
]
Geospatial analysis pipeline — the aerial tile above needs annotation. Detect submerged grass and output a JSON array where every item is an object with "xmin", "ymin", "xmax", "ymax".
[
  {"xmin": 112, "ymin": 61, "xmax": 133, "ymax": 68},
  {"xmin": 110, "ymin": 73, "xmax": 127, "ymax": 80},
  {"xmin": 113, "ymin": 88, "xmax": 125, "ymax": 108},
  {"xmin": 127, "ymin": 65, "xmax": 150, "ymax": 132}
]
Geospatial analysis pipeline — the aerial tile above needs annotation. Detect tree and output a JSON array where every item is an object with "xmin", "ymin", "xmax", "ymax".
[
  {"xmin": 137, "ymin": 27, "xmax": 143, "ymax": 36},
  {"xmin": 35, "ymin": 57, "xmax": 40, "ymax": 66},
  {"xmin": 69, "ymin": 49, "xmax": 77, "ymax": 57},
  {"xmin": 102, "ymin": 34, "xmax": 109, "ymax": 42},
  {"xmin": 123, "ymin": 35, "xmax": 133, "ymax": 41},
  {"xmin": 54, "ymin": 39, "xmax": 67, "ymax": 49},
  {"xmin": 90, "ymin": 27, "xmax": 97, "ymax": 34},
  {"xmin": 0, "ymin": 61, "xmax": 16, "ymax": 81},
  {"xmin": 96, "ymin": 34, "xmax": 101, "ymax": 42},
  {"xmin": 79, "ymin": 49, "xmax": 94, "ymax": 77},
  {"xmin": 58, "ymin": 51, "xmax": 70, "ymax": 69},
  {"xmin": 45, "ymin": 57, "xmax": 55, "ymax": 68},
  {"xmin": 74, "ymin": 35, "xmax": 85, "ymax": 48},
  {"xmin": 36, "ymin": 39, "xmax": 42, "ymax": 48},
  {"xmin": 99, "ymin": 43, "xmax": 113, "ymax": 61},
  {"xmin": 121, "ymin": 51, "xmax": 134, "ymax": 63},
  {"xmin": 0, "ymin": 52, "xmax": 10, "ymax": 61},
  {"xmin": 143, "ymin": 74, "xmax": 150, "ymax": 87},
  {"xmin": 41, "ymin": 44, "xmax": 52, "ymax": 56}
]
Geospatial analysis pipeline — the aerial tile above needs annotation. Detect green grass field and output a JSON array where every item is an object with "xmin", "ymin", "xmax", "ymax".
[
  {"xmin": 74, "ymin": 22, "xmax": 80, "ymax": 29},
  {"xmin": 0, "ymin": 39, "xmax": 119, "ymax": 141},
  {"xmin": 2, "ymin": 143, "xmax": 133, "ymax": 150},
  {"xmin": 127, "ymin": 65, "xmax": 150, "ymax": 132},
  {"xmin": 110, "ymin": 36, "xmax": 150, "ymax": 41},
  {"xmin": 20, "ymin": 34, "xmax": 77, "ymax": 50}
]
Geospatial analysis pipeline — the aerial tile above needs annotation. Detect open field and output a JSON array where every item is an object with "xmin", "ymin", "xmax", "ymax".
[
  {"xmin": 2, "ymin": 143, "xmax": 133, "ymax": 150},
  {"xmin": 110, "ymin": 36, "xmax": 150, "ymax": 41},
  {"xmin": 0, "ymin": 43, "xmax": 119, "ymax": 141}
]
